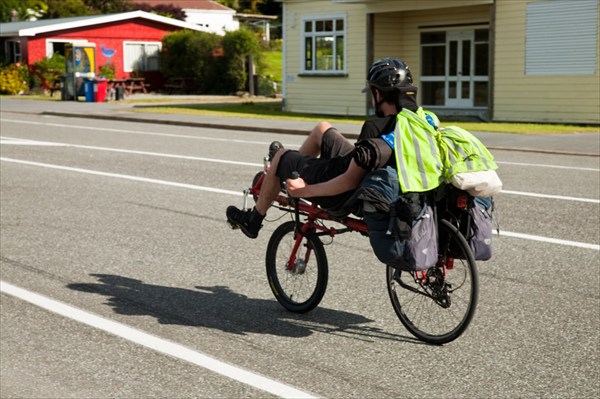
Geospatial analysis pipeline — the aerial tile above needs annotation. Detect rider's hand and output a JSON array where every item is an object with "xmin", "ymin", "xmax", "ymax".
[{"xmin": 286, "ymin": 177, "xmax": 307, "ymax": 198}]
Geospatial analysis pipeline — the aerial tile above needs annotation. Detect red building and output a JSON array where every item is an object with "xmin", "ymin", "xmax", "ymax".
[{"xmin": 1, "ymin": 11, "xmax": 211, "ymax": 88}]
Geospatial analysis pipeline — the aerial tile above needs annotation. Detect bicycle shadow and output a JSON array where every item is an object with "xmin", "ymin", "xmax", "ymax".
[{"xmin": 67, "ymin": 274, "xmax": 420, "ymax": 343}]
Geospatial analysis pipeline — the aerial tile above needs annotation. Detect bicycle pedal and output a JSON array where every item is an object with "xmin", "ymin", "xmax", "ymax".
[{"xmin": 227, "ymin": 220, "xmax": 240, "ymax": 230}]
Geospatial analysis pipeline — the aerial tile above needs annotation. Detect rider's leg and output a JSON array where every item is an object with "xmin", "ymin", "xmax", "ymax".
[
  {"xmin": 226, "ymin": 148, "xmax": 288, "ymax": 238},
  {"xmin": 255, "ymin": 148, "xmax": 288, "ymax": 215},
  {"xmin": 298, "ymin": 121, "xmax": 333, "ymax": 157}
]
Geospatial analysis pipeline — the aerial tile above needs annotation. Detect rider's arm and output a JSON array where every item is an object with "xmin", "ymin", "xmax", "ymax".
[{"xmin": 287, "ymin": 160, "xmax": 366, "ymax": 198}]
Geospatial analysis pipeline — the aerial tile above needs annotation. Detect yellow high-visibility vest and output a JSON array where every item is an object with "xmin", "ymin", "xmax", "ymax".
[
  {"xmin": 438, "ymin": 125, "xmax": 498, "ymax": 179},
  {"xmin": 392, "ymin": 109, "xmax": 444, "ymax": 193}
]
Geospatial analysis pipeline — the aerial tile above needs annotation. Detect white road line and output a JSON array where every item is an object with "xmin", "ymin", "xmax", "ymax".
[
  {"xmin": 496, "ymin": 161, "xmax": 599, "ymax": 172},
  {"xmin": 493, "ymin": 230, "xmax": 599, "ymax": 250},
  {"xmin": 0, "ymin": 157, "xmax": 243, "ymax": 197},
  {"xmin": 0, "ymin": 281, "xmax": 318, "ymax": 399},
  {"xmin": 500, "ymin": 190, "xmax": 600, "ymax": 204},
  {"xmin": 0, "ymin": 119, "xmax": 302, "ymax": 148},
  {"xmin": 0, "ymin": 137, "xmax": 68, "ymax": 146},
  {"xmin": 1, "ymin": 157, "xmax": 598, "ymax": 251},
  {"xmin": 0, "ymin": 136, "xmax": 262, "ymax": 167},
  {"xmin": 3, "ymin": 137, "xmax": 598, "ymax": 204}
]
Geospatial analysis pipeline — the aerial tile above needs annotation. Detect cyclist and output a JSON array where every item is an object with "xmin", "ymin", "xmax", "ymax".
[{"xmin": 226, "ymin": 58, "xmax": 442, "ymax": 239}]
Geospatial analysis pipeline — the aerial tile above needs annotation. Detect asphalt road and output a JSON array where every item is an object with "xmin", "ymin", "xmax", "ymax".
[{"xmin": 1, "ymin": 113, "xmax": 599, "ymax": 398}]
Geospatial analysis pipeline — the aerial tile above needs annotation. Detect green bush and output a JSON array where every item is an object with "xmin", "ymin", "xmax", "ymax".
[
  {"xmin": 0, "ymin": 63, "xmax": 30, "ymax": 95},
  {"xmin": 160, "ymin": 30, "xmax": 221, "ymax": 92},
  {"xmin": 160, "ymin": 28, "xmax": 262, "ymax": 94},
  {"xmin": 99, "ymin": 63, "xmax": 116, "ymax": 79},
  {"xmin": 220, "ymin": 28, "xmax": 262, "ymax": 94},
  {"xmin": 32, "ymin": 53, "xmax": 65, "ymax": 91}
]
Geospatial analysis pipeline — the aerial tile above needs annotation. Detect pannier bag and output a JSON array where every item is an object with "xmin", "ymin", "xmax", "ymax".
[
  {"xmin": 358, "ymin": 167, "xmax": 438, "ymax": 271},
  {"xmin": 363, "ymin": 203, "xmax": 438, "ymax": 271},
  {"xmin": 400, "ymin": 204, "xmax": 438, "ymax": 270},
  {"xmin": 445, "ymin": 189, "xmax": 494, "ymax": 261},
  {"xmin": 469, "ymin": 198, "xmax": 493, "ymax": 260}
]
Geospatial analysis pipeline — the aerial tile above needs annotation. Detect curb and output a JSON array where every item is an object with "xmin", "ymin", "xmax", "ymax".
[{"xmin": 25, "ymin": 110, "xmax": 599, "ymax": 158}]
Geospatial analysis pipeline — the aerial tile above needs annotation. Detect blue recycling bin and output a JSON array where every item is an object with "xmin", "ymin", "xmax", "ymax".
[{"xmin": 84, "ymin": 79, "xmax": 95, "ymax": 102}]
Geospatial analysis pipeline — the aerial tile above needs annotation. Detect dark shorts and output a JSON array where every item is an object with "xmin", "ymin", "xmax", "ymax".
[
  {"xmin": 276, "ymin": 128, "xmax": 353, "ymax": 182},
  {"xmin": 320, "ymin": 127, "xmax": 354, "ymax": 159},
  {"xmin": 275, "ymin": 128, "xmax": 355, "ymax": 210}
]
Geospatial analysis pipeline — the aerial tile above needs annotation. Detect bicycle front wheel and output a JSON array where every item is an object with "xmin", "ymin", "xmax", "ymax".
[
  {"xmin": 266, "ymin": 221, "xmax": 328, "ymax": 313},
  {"xmin": 386, "ymin": 219, "xmax": 479, "ymax": 344}
]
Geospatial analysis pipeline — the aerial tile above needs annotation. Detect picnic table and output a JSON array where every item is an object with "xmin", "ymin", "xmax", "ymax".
[
  {"xmin": 108, "ymin": 77, "xmax": 149, "ymax": 96},
  {"xmin": 163, "ymin": 77, "xmax": 195, "ymax": 94}
]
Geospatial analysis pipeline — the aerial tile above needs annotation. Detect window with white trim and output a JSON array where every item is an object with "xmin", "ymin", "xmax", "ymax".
[
  {"xmin": 302, "ymin": 16, "xmax": 346, "ymax": 74},
  {"xmin": 124, "ymin": 42, "xmax": 161, "ymax": 72}
]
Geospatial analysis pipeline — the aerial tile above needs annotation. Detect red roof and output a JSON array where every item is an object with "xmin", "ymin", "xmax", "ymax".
[{"xmin": 129, "ymin": 0, "xmax": 233, "ymax": 11}]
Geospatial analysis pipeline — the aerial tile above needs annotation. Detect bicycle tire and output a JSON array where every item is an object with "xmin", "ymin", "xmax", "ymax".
[
  {"xmin": 386, "ymin": 219, "xmax": 479, "ymax": 344},
  {"xmin": 266, "ymin": 221, "xmax": 328, "ymax": 313}
]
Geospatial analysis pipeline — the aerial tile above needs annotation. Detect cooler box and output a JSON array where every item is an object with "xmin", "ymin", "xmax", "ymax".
[{"xmin": 95, "ymin": 79, "xmax": 107, "ymax": 102}]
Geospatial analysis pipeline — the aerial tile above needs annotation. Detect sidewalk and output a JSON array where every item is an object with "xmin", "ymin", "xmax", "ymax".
[{"xmin": 1, "ymin": 96, "xmax": 598, "ymax": 156}]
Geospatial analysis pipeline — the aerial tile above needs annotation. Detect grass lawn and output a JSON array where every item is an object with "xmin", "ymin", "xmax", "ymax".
[
  {"xmin": 133, "ymin": 100, "xmax": 600, "ymax": 134},
  {"xmin": 260, "ymin": 50, "xmax": 283, "ymax": 83}
]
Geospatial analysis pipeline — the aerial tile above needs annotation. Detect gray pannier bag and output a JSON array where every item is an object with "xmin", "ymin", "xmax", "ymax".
[
  {"xmin": 402, "ymin": 204, "xmax": 438, "ymax": 270},
  {"xmin": 357, "ymin": 166, "xmax": 438, "ymax": 271},
  {"xmin": 469, "ymin": 198, "xmax": 493, "ymax": 261}
]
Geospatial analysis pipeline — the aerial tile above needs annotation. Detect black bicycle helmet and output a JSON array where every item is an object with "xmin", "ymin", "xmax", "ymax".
[{"xmin": 362, "ymin": 58, "xmax": 413, "ymax": 93}]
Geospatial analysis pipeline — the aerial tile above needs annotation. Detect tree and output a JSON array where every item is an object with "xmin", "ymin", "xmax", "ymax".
[
  {"xmin": 82, "ymin": 0, "xmax": 132, "ymax": 14},
  {"xmin": 215, "ymin": 0, "xmax": 281, "ymax": 15},
  {"xmin": 131, "ymin": 2, "xmax": 186, "ymax": 20},
  {"xmin": 45, "ymin": 0, "xmax": 88, "ymax": 19},
  {"xmin": 1, "ymin": 0, "xmax": 47, "ymax": 22}
]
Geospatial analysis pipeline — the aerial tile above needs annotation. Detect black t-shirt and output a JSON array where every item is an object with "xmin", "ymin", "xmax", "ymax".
[{"xmin": 357, "ymin": 115, "xmax": 397, "ymax": 141}]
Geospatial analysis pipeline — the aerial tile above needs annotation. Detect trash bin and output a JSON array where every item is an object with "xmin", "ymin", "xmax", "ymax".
[
  {"xmin": 95, "ymin": 79, "xmax": 107, "ymax": 102},
  {"xmin": 115, "ymin": 86, "xmax": 124, "ymax": 101},
  {"xmin": 84, "ymin": 79, "xmax": 95, "ymax": 102}
]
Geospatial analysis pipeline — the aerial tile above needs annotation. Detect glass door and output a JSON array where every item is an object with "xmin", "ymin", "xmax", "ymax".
[{"xmin": 446, "ymin": 30, "xmax": 474, "ymax": 107}]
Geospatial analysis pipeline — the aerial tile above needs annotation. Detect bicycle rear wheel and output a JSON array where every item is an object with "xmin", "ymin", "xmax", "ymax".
[
  {"xmin": 266, "ymin": 221, "xmax": 328, "ymax": 313},
  {"xmin": 386, "ymin": 219, "xmax": 478, "ymax": 344}
]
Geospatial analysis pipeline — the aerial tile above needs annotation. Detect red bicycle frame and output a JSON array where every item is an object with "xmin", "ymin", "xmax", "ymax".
[{"xmin": 243, "ymin": 168, "xmax": 369, "ymax": 271}]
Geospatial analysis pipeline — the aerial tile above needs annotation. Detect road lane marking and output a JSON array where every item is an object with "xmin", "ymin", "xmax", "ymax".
[
  {"xmin": 0, "ymin": 157, "xmax": 243, "ymax": 197},
  {"xmin": 2, "ymin": 157, "xmax": 598, "ymax": 251},
  {"xmin": 2, "ymin": 140, "xmax": 598, "ymax": 204},
  {"xmin": 496, "ymin": 161, "xmax": 599, "ymax": 172},
  {"xmin": 494, "ymin": 230, "xmax": 599, "ymax": 250},
  {"xmin": 500, "ymin": 190, "xmax": 600, "ymax": 204},
  {"xmin": 0, "ymin": 119, "xmax": 301, "ymax": 148},
  {"xmin": 1, "ymin": 136, "xmax": 262, "ymax": 167},
  {"xmin": 4, "ymin": 119, "xmax": 597, "ymax": 170},
  {"xmin": 0, "ymin": 281, "xmax": 318, "ymax": 399}
]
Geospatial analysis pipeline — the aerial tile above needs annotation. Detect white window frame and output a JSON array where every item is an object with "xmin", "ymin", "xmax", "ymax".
[
  {"xmin": 301, "ymin": 14, "xmax": 347, "ymax": 75},
  {"xmin": 46, "ymin": 39, "xmax": 88, "ymax": 58},
  {"xmin": 123, "ymin": 41, "xmax": 162, "ymax": 73},
  {"xmin": 420, "ymin": 28, "xmax": 489, "ymax": 108}
]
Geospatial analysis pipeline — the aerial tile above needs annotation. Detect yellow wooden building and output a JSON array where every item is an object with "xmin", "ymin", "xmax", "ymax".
[{"xmin": 280, "ymin": 0, "xmax": 599, "ymax": 124}]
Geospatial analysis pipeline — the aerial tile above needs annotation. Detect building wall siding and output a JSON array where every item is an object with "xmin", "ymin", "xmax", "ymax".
[
  {"xmin": 283, "ymin": 0, "xmax": 368, "ymax": 115},
  {"xmin": 27, "ymin": 19, "xmax": 179, "ymax": 79},
  {"xmin": 494, "ymin": 0, "xmax": 600, "ymax": 124},
  {"xmin": 373, "ymin": 5, "xmax": 490, "ymax": 88}
]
